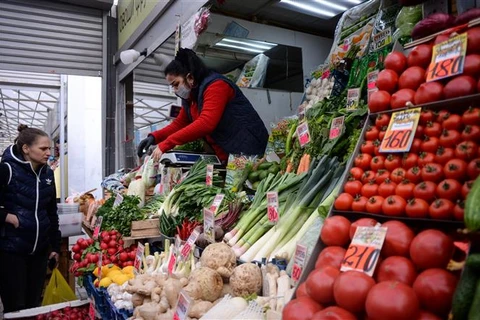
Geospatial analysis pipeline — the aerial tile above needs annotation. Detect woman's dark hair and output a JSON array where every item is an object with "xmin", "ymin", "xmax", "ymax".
[
  {"xmin": 165, "ymin": 48, "xmax": 210, "ymax": 89},
  {"xmin": 15, "ymin": 124, "xmax": 49, "ymax": 154}
]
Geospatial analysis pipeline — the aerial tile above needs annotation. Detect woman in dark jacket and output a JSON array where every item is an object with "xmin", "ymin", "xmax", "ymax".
[
  {"xmin": 137, "ymin": 48, "xmax": 269, "ymax": 163},
  {"xmin": 0, "ymin": 124, "xmax": 61, "ymax": 313}
]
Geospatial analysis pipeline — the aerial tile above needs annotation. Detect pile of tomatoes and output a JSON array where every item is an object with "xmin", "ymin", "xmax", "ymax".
[
  {"xmin": 334, "ymin": 107, "xmax": 479, "ymax": 220},
  {"xmin": 283, "ymin": 216, "xmax": 462, "ymax": 320},
  {"xmin": 35, "ymin": 305, "xmax": 90, "ymax": 320}
]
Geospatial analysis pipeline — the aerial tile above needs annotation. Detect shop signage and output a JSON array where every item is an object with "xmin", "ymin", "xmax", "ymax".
[
  {"xmin": 292, "ymin": 244, "xmax": 308, "ymax": 283},
  {"xmin": 267, "ymin": 191, "xmax": 279, "ymax": 223},
  {"xmin": 203, "ymin": 208, "xmax": 215, "ymax": 243},
  {"xmin": 341, "ymin": 226, "xmax": 387, "ymax": 276},
  {"xmin": 329, "ymin": 116, "xmax": 345, "ymax": 140},
  {"xmin": 426, "ymin": 33, "xmax": 467, "ymax": 82},
  {"xmin": 380, "ymin": 107, "xmax": 421, "ymax": 153},
  {"xmin": 173, "ymin": 290, "xmax": 192, "ymax": 320}
]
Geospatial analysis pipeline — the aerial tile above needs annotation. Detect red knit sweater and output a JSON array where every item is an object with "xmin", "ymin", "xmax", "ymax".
[{"xmin": 150, "ymin": 80, "xmax": 234, "ymax": 162}]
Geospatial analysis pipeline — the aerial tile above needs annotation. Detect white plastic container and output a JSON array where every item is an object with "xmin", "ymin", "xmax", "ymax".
[
  {"xmin": 57, "ymin": 203, "xmax": 80, "ymax": 214},
  {"xmin": 58, "ymin": 212, "xmax": 83, "ymax": 237}
]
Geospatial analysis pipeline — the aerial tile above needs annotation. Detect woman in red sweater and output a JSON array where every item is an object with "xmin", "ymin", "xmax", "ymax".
[{"xmin": 137, "ymin": 49, "xmax": 268, "ymax": 164}]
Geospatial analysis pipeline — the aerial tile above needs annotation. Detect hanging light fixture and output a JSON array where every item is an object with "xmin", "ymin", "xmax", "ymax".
[{"xmin": 120, "ymin": 48, "xmax": 148, "ymax": 65}]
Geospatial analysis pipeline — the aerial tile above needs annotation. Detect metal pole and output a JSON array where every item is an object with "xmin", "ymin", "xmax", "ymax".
[{"xmin": 59, "ymin": 75, "xmax": 67, "ymax": 203}]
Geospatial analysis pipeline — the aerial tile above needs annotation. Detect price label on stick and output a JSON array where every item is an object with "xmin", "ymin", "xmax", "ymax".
[
  {"xmin": 296, "ymin": 121, "xmax": 311, "ymax": 147},
  {"xmin": 346, "ymin": 88, "xmax": 360, "ymax": 111},
  {"xmin": 203, "ymin": 208, "xmax": 215, "ymax": 243},
  {"xmin": 168, "ymin": 250, "xmax": 177, "ymax": 275},
  {"xmin": 134, "ymin": 243, "xmax": 145, "ymax": 273},
  {"xmin": 292, "ymin": 244, "xmax": 308, "ymax": 283},
  {"xmin": 329, "ymin": 116, "xmax": 345, "ymax": 140},
  {"xmin": 380, "ymin": 108, "xmax": 421, "ymax": 153},
  {"xmin": 341, "ymin": 226, "xmax": 387, "ymax": 276},
  {"xmin": 267, "ymin": 191, "xmax": 279, "ymax": 223},
  {"xmin": 92, "ymin": 216, "xmax": 103, "ymax": 240},
  {"xmin": 113, "ymin": 193, "xmax": 124, "ymax": 208},
  {"xmin": 173, "ymin": 290, "xmax": 192, "ymax": 320},
  {"xmin": 367, "ymin": 70, "xmax": 379, "ymax": 91},
  {"xmin": 372, "ymin": 27, "xmax": 392, "ymax": 50},
  {"xmin": 426, "ymin": 33, "xmax": 467, "ymax": 82},
  {"xmin": 209, "ymin": 194, "xmax": 225, "ymax": 214},
  {"xmin": 181, "ymin": 229, "xmax": 200, "ymax": 259},
  {"xmin": 206, "ymin": 164, "xmax": 214, "ymax": 187},
  {"xmin": 97, "ymin": 254, "xmax": 103, "ymax": 281}
]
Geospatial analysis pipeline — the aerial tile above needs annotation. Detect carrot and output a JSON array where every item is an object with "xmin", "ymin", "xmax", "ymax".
[
  {"xmin": 286, "ymin": 161, "xmax": 293, "ymax": 173},
  {"xmin": 296, "ymin": 155, "xmax": 305, "ymax": 174},
  {"xmin": 303, "ymin": 154, "xmax": 311, "ymax": 173}
]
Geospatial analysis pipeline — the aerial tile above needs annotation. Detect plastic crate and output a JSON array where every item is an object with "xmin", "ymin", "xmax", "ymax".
[
  {"xmin": 106, "ymin": 294, "xmax": 133, "ymax": 320},
  {"xmin": 83, "ymin": 274, "xmax": 110, "ymax": 319}
]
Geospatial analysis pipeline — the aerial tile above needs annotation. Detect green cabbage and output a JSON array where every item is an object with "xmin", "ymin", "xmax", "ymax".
[{"xmin": 395, "ymin": 5, "xmax": 423, "ymax": 28}]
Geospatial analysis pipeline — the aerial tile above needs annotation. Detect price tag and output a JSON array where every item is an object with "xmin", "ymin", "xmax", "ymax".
[
  {"xmin": 426, "ymin": 33, "xmax": 467, "ymax": 82},
  {"xmin": 296, "ymin": 121, "xmax": 311, "ymax": 147},
  {"xmin": 92, "ymin": 216, "xmax": 103, "ymax": 240},
  {"xmin": 346, "ymin": 88, "xmax": 360, "ymax": 111},
  {"xmin": 168, "ymin": 250, "xmax": 177, "ymax": 275},
  {"xmin": 173, "ymin": 290, "xmax": 192, "ymax": 320},
  {"xmin": 267, "ymin": 191, "xmax": 279, "ymax": 223},
  {"xmin": 181, "ymin": 229, "xmax": 200, "ymax": 259},
  {"xmin": 373, "ymin": 27, "xmax": 392, "ymax": 50},
  {"xmin": 206, "ymin": 164, "xmax": 214, "ymax": 187},
  {"xmin": 113, "ymin": 193, "xmax": 124, "ymax": 208},
  {"xmin": 134, "ymin": 243, "xmax": 145, "ymax": 272},
  {"xmin": 329, "ymin": 116, "xmax": 345, "ymax": 140},
  {"xmin": 342, "ymin": 38, "xmax": 351, "ymax": 51},
  {"xmin": 292, "ymin": 244, "xmax": 308, "ymax": 283},
  {"xmin": 380, "ymin": 107, "xmax": 421, "ymax": 153},
  {"xmin": 97, "ymin": 254, "xmax": 103, "ymax": 280},
  {"xmin": 341, "ymin": 226, "xmax": 387, "ymax": 276},
  {"xmin": 367, "ymin": 70, "xmax": 379, "ymax": 90},
  {"xmin": 89, "ymin": 301, "xmax": 96, "ymax": 319},
  {"xmin": 203, "ymin": 208, "xmax": 215, "ymax": 243},
  {"xmin": 209, "ymin": 194, "xmax": 225, "ymax": 214}
]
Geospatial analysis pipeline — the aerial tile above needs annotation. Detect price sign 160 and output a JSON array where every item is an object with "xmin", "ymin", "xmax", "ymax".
[{"xmin": 381, "ymin": 130, "xmax": 412, "ymax": 151}]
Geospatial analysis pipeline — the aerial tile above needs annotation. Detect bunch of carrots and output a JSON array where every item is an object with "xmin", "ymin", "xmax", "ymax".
[{"xmin": 286, "ymin": 153, "xmax": 311, "ymax": 174}]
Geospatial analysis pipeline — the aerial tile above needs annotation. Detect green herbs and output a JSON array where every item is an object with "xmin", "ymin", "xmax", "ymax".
[{"xmin": 96, "ymin": 194, "xmax": 145, "ymax": 236}]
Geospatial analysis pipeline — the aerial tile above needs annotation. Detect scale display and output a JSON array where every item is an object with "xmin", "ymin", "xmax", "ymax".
[{"xmin": 160, "ymin": 152, "xmax": 221, "ymax": 166}]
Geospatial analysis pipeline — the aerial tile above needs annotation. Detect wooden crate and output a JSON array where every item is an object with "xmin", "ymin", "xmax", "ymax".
[{"xmin": 130, "ymin": 218, "xmax": 161, "ymax": 238}]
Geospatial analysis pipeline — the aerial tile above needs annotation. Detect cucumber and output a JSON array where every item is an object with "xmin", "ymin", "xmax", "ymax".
[
  {"xmin": 258, "ymin": 162, "xmax": 273, "ymax": 170},
  {"xmin": 468, "ymin": 279, "xmax": 480, "ymax": 320},
  {"xmin": 451, "ymin": 265, "xmax": 479, "ymax": 320},
  {"xmin": 466, "ymin": 254, "xmax": 480, "ymax": 270},
  {"xmin": 248, "ymin": 171, "xmax": 260, "ymax": 183},
  {"xmin": 259, "ymin": 171, "xmax": 268, "ymax": 180},
  {"xmin": 268, "ymin": 165, "xmax": 280, "ymax": 174},
  {"xmin": 465, "ymin": 177, "xmax": 480, "ymax": 231}
]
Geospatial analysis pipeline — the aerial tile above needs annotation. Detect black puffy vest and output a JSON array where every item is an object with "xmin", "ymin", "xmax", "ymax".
[
  {"xmin": 181, "ymin": 73, "xmax": 269, "ymax": 156},
  {"xmin": 0, "ymin": 145, "xmax": 54, "ymax": 254}
]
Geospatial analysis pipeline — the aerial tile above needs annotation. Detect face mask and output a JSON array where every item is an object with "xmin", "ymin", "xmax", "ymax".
[{"xmin": 175, "ymin": 84, "xmax": 191, "ymax": 100}]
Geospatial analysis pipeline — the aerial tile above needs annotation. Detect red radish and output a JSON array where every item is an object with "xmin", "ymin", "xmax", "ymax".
[{"xmin": 408, "ymin": 44, "xmax": 433, "ymax": 69}]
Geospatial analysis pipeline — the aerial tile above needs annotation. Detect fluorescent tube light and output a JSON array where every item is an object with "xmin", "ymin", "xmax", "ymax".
[
  {"xmin": 346, "ymin": 0, "xmax": 363, "ymax": 4},
  {"xmin": 280, "ymin": 0, "xmax": 336, "ymax": 17},
  {"xmin": 215, "ymin": 43, "xmax": 265, "ymax": 53},
  {"xmin": 221, "ymin": 38, "xmax": 276, "ymax": 50},
  {"xmin": 314, "ymin": 0, "xmax": 348, "ymax": 11}
]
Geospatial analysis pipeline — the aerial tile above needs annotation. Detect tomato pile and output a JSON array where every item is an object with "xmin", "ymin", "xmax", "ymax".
[
  {"xmin": 283, "ymin": 216, "xmax": 462, "ymax": 320},
  {"xmin": 334, "ymin": 107, "xmax": 480, "ymax": 220},
  {"xmin": 35, "ymin": 305, "xmax": 89, "ymax": 320},
  {"xmin": 368, "ymin": 27, "xmax": 480, "ymax": 113},
  {"xmin": 70, "ymin": 230, "xmax": 137, "ymax": 277}
]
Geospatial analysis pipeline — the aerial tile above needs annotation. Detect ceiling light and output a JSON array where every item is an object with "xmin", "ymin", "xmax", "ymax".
[
  {"xmin": 279, "ymin": 0, "xmax": 336, "ymax": 17},
  {"xmin": 346, "ymin": 0, "xmax": 363, "ymax": 4},
  {"xmin": 314, "ymin": 0, "xmax": 348, "ymax": 11},
  {"xmin": 120, "ymin": 48, "xmax": 148, "ymax": 65},
  {"xmin": 221, "ymin": 38, "xmax": 275, "ymax": 50},
  {"xmin": 215, "ymin": 43, "xmax": 265, "ymax": 53}
]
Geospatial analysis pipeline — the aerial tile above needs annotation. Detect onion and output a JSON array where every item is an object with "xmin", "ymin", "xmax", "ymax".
[
  {"xmin": 455, "ymin": 8, "xmax": 480, "ymax": 26},
  {"xmin": 412, "ymin": 13, "xmax": 455, "ymax": 40}
]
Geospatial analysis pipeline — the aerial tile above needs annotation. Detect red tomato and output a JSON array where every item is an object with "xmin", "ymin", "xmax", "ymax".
[
  {"xmin": 349, "ymin": 218, "xmax": 378, "ymax": 239},
  {"xmin": 365, "ymin": 281, "xmax": 420, "ymax": 320},
  {"xmin": 312, "ymin": 307, "xmax": 356, "ymax": 320},
  {"xmin": 381, "ymin": 220, "xmax": 415, "ymax": 258},
  {"xmin": 361, "ymin": 140, "xmax": 375, "ymax": 154},
  {"xmin": 414, "ymin": 82, "xmax": 444, "ymax": 105},
  {"xmin": 334, "ymin": 193, "xmax": 354, "ymax": 211},
  {"xmin": 463, "ymin": 54, "xmax": 480, "ymax": 77},
  {"xmin": 411, "ymin": 138, "xmax": 422, "ymax": 153},
  {"xmin": 421, "ymin": 136, "xmax": 440, "ymax": 153},
  {"xmin": 283, "ymin": 297, "xmax": 323, "ymax": 320},
  {"xmin": 429, "ymin": 198, "xmax": 455, "ymax": 220},
  {"xmin": 362, "ymin": 170, "xmax": 376, "ymax": 184},
  {"xmin": 315, "ymin": 246, "xmax": 346, "ymax": 270},
  {"xmin": 375, "ymin": 169, "xmax": 391, "ymax": 184},
  {"xmin": 378, "ymin": 179, "xmax": 397, "ymax": 198},
  {"xmin": 362, "ymin": 182, "xmax": 379, "ymax": 198},
  {"xmin": 385, "ymin": 51, "xmax": 408, "ymax": 74},
  {"xmin": 413, "ymin": 181, "xmax": 437, "ymax": 202},
  {"xmin": 415, "ymin": 125, "xmax": 425, "ymax": 138},
  {"xmin": 462, "ymin": 107, "xmax": 480, "ymax": 126},
  {"xmin": 444, "ymin": 158, "xmax": 468, "ymax": 181},
  {"xmin": 369, "ymin": 90, "xmax": 391, "ymax": 113},
  {"xmin": 391, "ymin": 168, "xmax": 407, "ymax": 184},
  {"xmin": 436, "ymin": 179, "xmax": 461, "ymax": 201},
  {"xmin": 439, "ymin": 129, "xmax": 461, "ymax": 148},
  {"xmin": 424, "ymin": 122, "xmax": 442, "ymax": 137},
  {"xmin": 417, "ymin": 310, "xmax": 443, "ymax": 320},
  {"xmin": 444, "ymin": 75, "xmax": 477, "ymax": 99},
  {"xmin": 467, "ymin": 27, "xmax": 480, "ymax": 54},
  {"xmin": 462, "ymin": 125, "xmax": 480, "ymax": 142},
  {"xmin": 405, "ymin": 198, "xmax": 429, "ymax": 218},
  {"xmin": 296, "ymin": 282, "xmax": 309, "ymax": 298},
  {"xmin": 373, "ymin": 139, "xmax": 383, "ymax": 156},
  {"xmin": 375, "ymin": 114, "xmax": 391, "ymax": 128},
  {"xmin": 436, "ymin": 110, "xmax": 450, "ymax": 124},
  {"xmin": 378, "ymin": 128, "xmax": 387, "ymax": 141},
  {"xmin": 351, "ymin": 196, "xmax": 369, "ymax": 212},
  {"xmin": 355, "ymin": 154, "xmax": 373, "ymax": 170},
  {"xmin": 365, "ymin": 126, "xmax": 380, "ymax": 141},
  {"xmin": 320, "ymin": 216, "xmax": 351, "ymax": 247},
  {"xmin": 467, "ymin": 158, "xmax": 480, "ymax": 180},
  {"xmin": 462, "ymin": 180, "xmax": 474, "ymax": 199},
  {"xmin": 442, "ymin": 114, "xmax": 463, "ymax": 131},
  {"xmin": 333, "ymin": 271, "xmax": 376, "ymax": 313},
  {"xmin": 371, "ymin": 156, "xmax": 385, "ymax": 171},
  {"xmin": 385, "ymin": 155, "xmax": 402, "ymax": 171},
  {"xmin": 395, "ymin": 180, "xmax": 415, "ymax": 200},
  {"xmin": 376, "ymin": 256, "xmax": 417, "ymax": 286},
  {"xmin": 344, "ymin": 180, "xmax": 363, "ymax": 197},
  {"xmin": 305, "ymin": 266, "xmax": 340, "ymax": 305},
  {"xmin": 421, "ymin": 163, "xmax": 444, "ymax": 183},
  {"xmin": 455, "ymin": 141, "xmax": 478, "ymax": 161},
  {"xmin": 377, "ymin": 69, "xmax": 398, "ymax": 93},
  {"xmin": 405, "ymin": 166, "xmax": 422, "ymax": 184},
  {"xmin": 391, "ymin": 88, "xmax": 415, "ymax": 109},
  {"xmin": 408, "ymin": 44, "xmax": 432, "ymax": 68},
  {"xmin": 420, "ymin": 109, "xmax": 434, "ymax": 125},
  {"xmin": 410, "ymin": 229, "xmax": 454, "ymax": 269},
  {"xmin": 413, "ymin": 269, "xmax": 458, "ymax": 317},
  {"xmin": 402, "ymin": 153, "xmax": 418, "ymax": 169},
  {"xmin": 382, "ymin": 195, "xmax": 407, "ymax": 217},
  {"xmin": 399, "ymin": 66, "xmax": 426, "ymax": 90},
  {"xmin": 434, "ymin": 147, "xmax": 455, "ymax": 165},
  {"xmin": 366, "ymin": 196, "xmax": 384, "ymax": 214},
  {"xmin": 418, "ymin": 152, "xmax": 436, "ymax": 167},
  {"xmin": 350, "ymin": 167, "xmax": 364, "ymax": 180},
  {"xmin": 453, "ymin": 201, "xmax": 465, "ymax": 221}
]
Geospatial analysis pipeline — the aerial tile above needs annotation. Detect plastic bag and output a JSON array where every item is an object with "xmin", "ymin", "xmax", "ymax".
[
  {"xmin": 236, "ymin": 54, "xmax": 269, "ymax": 88},
  {"xmin": 42, "ymin": 268, "xmax": 77, "ymax": 306}
]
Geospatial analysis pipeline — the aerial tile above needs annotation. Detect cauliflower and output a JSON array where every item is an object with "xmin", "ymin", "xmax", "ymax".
[
  {"xmin": 184, "ymin": 267, "xmax": 223, "ymax": 302},
  {"xmin": 230, "ymin": 263, "xmax": 262, "ymax": 297},
  {"xmin": 199, "ymin": 243, "xmax": 236, "ymax": 281}
]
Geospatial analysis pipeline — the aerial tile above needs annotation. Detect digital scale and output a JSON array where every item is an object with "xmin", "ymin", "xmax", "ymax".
[{"xmin": 159, "ymin": 151, "xmax": 222, "ymax": 167}]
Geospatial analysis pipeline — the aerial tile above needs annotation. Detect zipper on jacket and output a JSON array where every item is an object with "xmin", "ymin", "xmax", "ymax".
[{"xmin": 30, "ymin": 165, "xmax": 43, "ymax": 254}]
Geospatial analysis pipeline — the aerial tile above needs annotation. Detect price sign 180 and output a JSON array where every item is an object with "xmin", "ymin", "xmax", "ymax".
[{"xmin": 426, "ymin": 33, "xmax": 467, "ymax": 82}]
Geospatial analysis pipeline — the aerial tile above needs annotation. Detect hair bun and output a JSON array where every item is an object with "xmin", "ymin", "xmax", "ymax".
[{"xmin": 17, "ymin": 124, "xmax": 29, "ymax": 132}]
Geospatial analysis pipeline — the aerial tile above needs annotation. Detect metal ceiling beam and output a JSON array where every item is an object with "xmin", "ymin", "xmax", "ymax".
[
  {"xmin": 0, "ymin": 98, "xmax": 57, "ymax": 103},
  {"xmin": 17, "ymin": 91, "xmax": 55, "ymax": 110}
]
